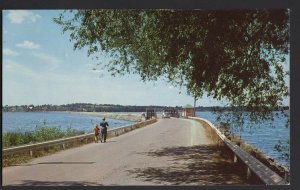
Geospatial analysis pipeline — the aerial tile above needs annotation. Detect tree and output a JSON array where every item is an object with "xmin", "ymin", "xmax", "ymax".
[{"xmin": 54, "ymin": 9, "xmax": 289, "ymax": 121}]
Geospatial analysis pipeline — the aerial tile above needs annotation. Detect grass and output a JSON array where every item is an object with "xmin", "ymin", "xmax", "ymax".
[
  {"xmin": 2, "ymin": 125, "xmax": 84, "ymax": 148},
  {"xmin": 2, "ymin": 125, "xmax": 86, "ymax": 167}
]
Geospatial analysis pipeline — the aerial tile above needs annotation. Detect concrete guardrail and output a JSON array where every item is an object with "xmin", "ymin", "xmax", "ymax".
[
  {"xmin": 3, "ymin": 118, "xmax": 157, "ymax": 157},
  {"xmin": 189, "ymin": 117, "xmax": 288, "ymax": 185}
]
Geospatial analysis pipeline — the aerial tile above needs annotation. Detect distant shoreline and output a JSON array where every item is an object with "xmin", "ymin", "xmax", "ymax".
[
  {"xmin": 68, "ymin": 111, "xmax": 143, "ymax": 122},
  {"xmin": 2, "ymin": 103, "xmax": 290, "ymax": 113}
]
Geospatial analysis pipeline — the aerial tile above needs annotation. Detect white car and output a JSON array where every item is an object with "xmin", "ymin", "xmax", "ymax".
[{"xmin": 162, "ymin": 112, "xmax": 170, "ymax": 118}]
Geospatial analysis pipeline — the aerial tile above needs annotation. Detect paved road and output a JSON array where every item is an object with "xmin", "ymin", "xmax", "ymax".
[{"xmin": 3, "ymin": 118, "xmax": 247, "ymax": 186}]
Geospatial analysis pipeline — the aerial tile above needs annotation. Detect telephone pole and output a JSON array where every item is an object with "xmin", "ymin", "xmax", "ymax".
[{"xmin": 193, "ymin": 95, "xmax": 196, "ymax": 117}]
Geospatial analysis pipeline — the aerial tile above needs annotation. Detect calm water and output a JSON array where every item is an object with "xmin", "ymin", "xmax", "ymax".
[
  {"xmin": 2, "ymin": 112, "xmax": 134, "ymax": 134},
  {"xmin": 196, "ymin": 111, "xmax": 290, "ymax": 168}
]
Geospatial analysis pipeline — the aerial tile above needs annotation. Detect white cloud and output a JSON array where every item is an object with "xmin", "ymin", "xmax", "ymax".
[
  {"xmin": 3, "ymin": 48, "xmax": 19, "ymax": 56},
  {"xmin": 16, "ymin": 40, "xmax": 40, "ymax": 50},
  {"xmin": 4, "ymin": 59, "xmax": 64, "ymax": 82},
  {"xmin": 31, "ymin": 52, "xmax": 62, "ymax": 65},
  {"xmin": 7, "ymin": 10, "xmax": 41, "ymax": 24},
  {"xmin": 3, "ymin": 59, "xmax": 39, "ymax": 79}
]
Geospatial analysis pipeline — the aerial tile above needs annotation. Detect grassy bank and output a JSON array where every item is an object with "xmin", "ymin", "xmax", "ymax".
[
  {"xmin": 2, "ymin": 125, "xmax": 84, "ymax": 148},
  {"xmin": 2, "ymin": 126, "xmax": 85, "ymax": 167}
]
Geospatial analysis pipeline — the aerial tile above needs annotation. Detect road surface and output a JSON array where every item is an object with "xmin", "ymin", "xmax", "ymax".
[{"xmin": 3, "ymin": 118, "xmax": 247, "ymax": 185}]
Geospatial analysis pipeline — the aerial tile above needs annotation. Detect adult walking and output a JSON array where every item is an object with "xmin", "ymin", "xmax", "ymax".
[{"xmin": 100, "ymin": 118, "xmax": 109, "ymax": 143}]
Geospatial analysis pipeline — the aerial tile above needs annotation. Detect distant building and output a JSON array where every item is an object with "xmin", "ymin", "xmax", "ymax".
[
  {"xmin": 146, "ymin": 108, "xmax": 156, "ymax": 119},
  {"xmin": 163, "ymin": 108, "xmax": 179, "ymax": 118},
  {"xmin": 182, "ymin": 104, "xmax": 195, "ymax": 117}
]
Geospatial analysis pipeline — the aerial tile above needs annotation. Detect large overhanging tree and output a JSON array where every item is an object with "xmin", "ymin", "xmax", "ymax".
[{"xmin": 54, "ymin": 9, "xmax": 289, "ymax": 123}]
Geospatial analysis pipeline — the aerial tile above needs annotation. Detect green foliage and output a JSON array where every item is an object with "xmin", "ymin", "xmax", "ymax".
[
  {"xmin": 2, "ymin": 132, "xmax": 25, "ymax": 147},
  {"xmin": 54, "ymin": 9, "xmax": 289, "ymax": 120},
  {"xmin": 274, "ymin": 140, "xmax": 290, "ymax": 165},
  {"xmin": 2, "ymin": 126, "xmax": 84, "ymax": 148},
  {"xmin": 32, "ymin": 125, "xmax": 65, "ymax": 142}
]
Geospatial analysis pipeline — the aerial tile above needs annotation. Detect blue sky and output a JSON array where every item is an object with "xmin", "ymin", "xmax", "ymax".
[{"xmin": 2, "ymin": 10, "xmax": 289, "ymax": 107}]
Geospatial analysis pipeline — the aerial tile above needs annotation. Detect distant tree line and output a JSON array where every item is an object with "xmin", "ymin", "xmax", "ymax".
[
  {"xmin": 2, "ymin": 103, "xmax": 289, "ymax": 112},
  {"xmin": 2, "ymin": 103, "xmax": 179, "ymax": 112},
  {"xmin": 196, "ymin": 106, "xmax": 289, "ymax": 112}
]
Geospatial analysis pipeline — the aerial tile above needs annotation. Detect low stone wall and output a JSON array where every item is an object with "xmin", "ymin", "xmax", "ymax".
[{"xmin": 107, "ymin": 118, "xmax": 157, "ymax": 138}]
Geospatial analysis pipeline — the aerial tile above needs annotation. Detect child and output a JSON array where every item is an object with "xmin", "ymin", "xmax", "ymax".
[{"xmin": 93, "ymin": 123, "xmax": 100, "ymax": 143}]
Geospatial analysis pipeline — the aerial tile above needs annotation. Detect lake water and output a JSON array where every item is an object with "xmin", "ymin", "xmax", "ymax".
[
  {"xmin": 195, "ymin": 111, "xmax": 290, "ymax": 168},
  {"xmin": 2, "ymin": 112, "xmax": 134, "ymax": 134}
]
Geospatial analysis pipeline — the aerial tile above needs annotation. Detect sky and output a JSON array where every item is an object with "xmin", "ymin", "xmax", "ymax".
[{"xmin": 2, "ymin": 10, "xmax": 289, "ymax": 107}]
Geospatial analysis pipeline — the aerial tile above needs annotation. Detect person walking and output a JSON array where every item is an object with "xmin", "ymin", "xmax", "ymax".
[
  {"xmin": 100, "ymin": 118, "xmax": 109, "ymax": 143},
  {"xmin": 93, "ymin": 123, "xmax": 100, "ymax": 143}
]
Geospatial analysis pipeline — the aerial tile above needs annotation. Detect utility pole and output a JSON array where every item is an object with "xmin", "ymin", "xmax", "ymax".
[{"xmin": 193, "ymin": 95, "xmax": 196, "ymax": 117}]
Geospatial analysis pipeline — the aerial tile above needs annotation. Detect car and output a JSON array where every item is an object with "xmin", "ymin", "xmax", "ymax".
[{"xmin": 162, "ymin": 112, "xmax": 171, "ymax": 118}]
